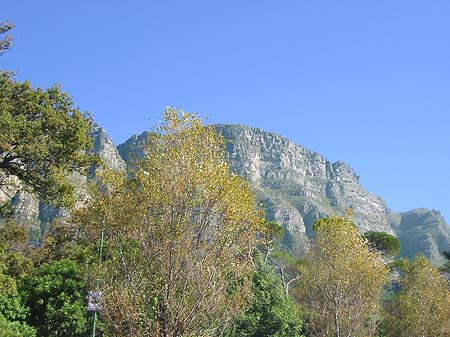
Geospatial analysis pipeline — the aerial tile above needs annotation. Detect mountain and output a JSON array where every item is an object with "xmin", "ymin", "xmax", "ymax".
[
  {"xmin": 0, "ymin": 125, "xmax": 125, "ymax": 241},
  {"xmin": 2, "ymin": 123, "xmax": 449, "ymax": 264},
  {"xmin": 390, "ymin": 208, "xmax": 450, "ymax": 264},
  {"xmin": 117, "ymin": 124, "xmax": 450, "ymax": 264}
]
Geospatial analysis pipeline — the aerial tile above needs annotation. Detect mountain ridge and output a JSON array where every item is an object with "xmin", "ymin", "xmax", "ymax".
[
  {"xmin": 118, "ymin": 123, "xmax": 449, "ymax": 264},
  {"xmin": 2, "ymin": 122, "xmax": 449, "ymax": 264}
]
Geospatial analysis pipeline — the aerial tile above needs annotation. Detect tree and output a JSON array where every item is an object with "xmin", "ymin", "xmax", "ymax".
[
  {"xmin": 75, "ymin": 109, "xmax": 263, "ymax": 337},
  {"xmin": 19, "ymin": 259, "xmax": 89, "ymax": 337},
  {"xmin": 0, "ymin": 72, "xmax": 95, "ymax": 208},
  {"xmin": 296, "ymin": 215, "xmax": 388, "ymax": 337},
  {"xmin": 363, "ymin": 231, "xmax": 401, "ymax": 258},
  {"xmin": 440, "ymin": 250, "xmax": 450, "ymax": 277},
  {"xmin": 0, "ymin": 223, "xmax": 36, "ymax": 337},
  {"xmin": 225, "ymin": 255, "xmax": 305, "ymax": 337},
  {"xmin": 260, "ymin": 220, "xmax": 284, "ymax": 265},
  {"xmin": 0, "ymin": 21, "xmax": 14, "ymax": 55},
  {"xmin": 0, "ymin": 221, "xmax": 93, "ymax": 337},
  {"xmin": 381, "ymin": 255, "xmax": 450, "ymax": 337}
]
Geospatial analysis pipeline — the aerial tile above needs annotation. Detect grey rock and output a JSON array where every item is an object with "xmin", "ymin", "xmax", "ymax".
[
  {"xmin": 117, "ymin": 131, "xmax": 150, "ymax": 168},
  {"xmin": 1, "ymin": 125, "xmax": 126, "ymax": 241},
  {"xmin": 391, "ymin": 208, "xmax": 450, "ymax": 265},
  {"xmin": 215, "ymin": 124, "xmax": 394, "ymax": 247},
  {"xmin": 91, "ymin": 125, "xmax": 127, "ymax": 174},
  {"xmin": 4, "ymin": 121, "xmax": 449, "ymax": 265},
  {"xmin": 117, "ymin": 124, "xmax": 450, "ymax": 264}
]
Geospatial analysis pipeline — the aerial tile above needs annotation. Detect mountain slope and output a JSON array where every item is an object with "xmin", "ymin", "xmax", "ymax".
[
  {"xmin": 117, "ymin": 124, "xmax": 450, "ymax": 263},
  {"xmin": 2, "ymin": 122, "xmax": 448, "ymax": 264},
  {"xmin": 390, "ymin": 208, "xmax": 450, "ymax": 264},
  {"xmin": 0, "ymin": 125, "xmax": 125, "ymax": 241}
]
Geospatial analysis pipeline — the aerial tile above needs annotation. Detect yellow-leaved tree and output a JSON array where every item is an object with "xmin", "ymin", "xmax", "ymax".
[
  {"xmin": 75, "ymin": 109, "xmax": 263, "ymax": 337},
  {"xmin": 296, "ymin": 215, "xmax": 388, "ymax": 337},
  {"xmin": 381, "ymin": 255, "xmax": 450, "ymax": 337}
]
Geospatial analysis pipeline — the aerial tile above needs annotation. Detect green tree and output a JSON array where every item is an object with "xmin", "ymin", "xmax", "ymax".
[
  {"xmin": 19, "ymin": 259, "xmax": 89, "ymax": 337},
  {"xmin": 297, "ymin": 215, "xmax": 389, "ymax": 337},
  {"xmin": 440, "ymin": 250, "xmax": 450, "ymax": 276},
  {"xmin": 0, "ymin": 223, "xmax": 36, "ymax": 337},
  {"xmin": 260, "ymin": 220, "xmax": 284, "ymax": 264},
  {"xmin": 225, "ymin": 255, "xmax": 305, "ymax": 337},
  {"xmin": 381, "ymin": 255, "xmax": 450, "ymax": 337},
  {"xmin": 0, "ymin": 71, "xmax": 95, "ymax": 208},
  {"xmin": 75, "ymin": 109, "xmax": 263, "ymax": 337},
  {"xmin": 0, "ymin": 290, "xmax": 36, "ymax": 337},
  {"xmin": 0, "ymin": 221, "xmax": 93, "ymax": 337},
  {"xmin": 363, "ymin": 231, "xmax": 401, "ymax": 258}
]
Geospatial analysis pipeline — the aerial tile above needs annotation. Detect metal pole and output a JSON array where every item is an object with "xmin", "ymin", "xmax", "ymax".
[
  {"xmin": 92, "ymin": 311, "xmax": 97, "ymax": 337},
  {"xmin": 99, "ymin": 228, "xmax": 104, "ymax": 259},
  {"xmin": 91, "ymin": 228, "xmax": 104, "ymax": 337}
]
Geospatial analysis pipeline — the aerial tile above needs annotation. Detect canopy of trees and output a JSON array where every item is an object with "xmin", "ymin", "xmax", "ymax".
[
  {"xmin": 381, "ymin": 255, "xmax": 450, "ymax": 337},
  {"xmin": 19, "ymin": 259, "xmax": 89, "ymax": 337},
  {"xmin": 75, "ymin": 109, "xmax": 263, "ymax": 337},
  {"xmin": 363, "ymin": 231, "xmax": 401, "ymax": 257},
  {"xmin": 0, "ymin": 71, "xmax": 95, "ymax": 208},
  {"xmin": 297, "ymin": 215, "xmax": 389, "ymax": 337},
  {"xmin": 0, "ymin": 224, "xmax": 36, "ymax": 337},
  {"xmin": 225, "ymin": 255, "xmax": 305, "ymax": 337}
]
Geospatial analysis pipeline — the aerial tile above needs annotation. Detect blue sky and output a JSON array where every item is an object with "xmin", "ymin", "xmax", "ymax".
[{"xmin": 1, "ymin": 1, "xmax": 449, "ymax": 222}]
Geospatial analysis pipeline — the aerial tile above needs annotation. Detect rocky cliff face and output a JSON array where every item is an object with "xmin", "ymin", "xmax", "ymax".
[
  {"xmin": 117, "ymin": 124, "xmax": 450, "ymax": 263},
  {"xmin": 1, "ymin": 125, "xmax": 126, "ymax": 241},
  {"xmin": 91, "ymin": 125, "xmax": 127, "ymax": 173},
  {"xmin": 4, "ymin": 122, "xmax": 449, "ymax": 264},
  {"xmin": 117, "ymin": 131, "xmax": 151, "ymax": 169},
  {"xmin": 390, "ymin": 208, "xmax": 450, "ymax": 265},
  {"xmin": 215, "ymin": 124, "xmax": 394, "ymax": 253}
]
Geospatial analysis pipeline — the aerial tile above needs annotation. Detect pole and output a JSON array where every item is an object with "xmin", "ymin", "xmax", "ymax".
[
  {"xmin": 99, "ymin": 228, "xmax": 104, "ymax": 259},
  {"xmin": 92, "ymin": 311, "xmax": 97, "ymax": 337},
  {"xmin": 91, "ymin": 228, "xmax": 104, "ymax": 337}
]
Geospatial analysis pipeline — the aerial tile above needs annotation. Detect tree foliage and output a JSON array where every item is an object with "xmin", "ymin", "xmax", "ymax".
[
  {"xmin": 259, "ymin": 220, "xmax": 284, "ymax": 264},
  {"xmin": 0, "ymin": 71, "xmax": 95, "ymax": 208},
  {"xmin": 363, "ymin": 231, "xmax": 401, "ymax": 257},
  {"xmin": 225, "ymin": 255, "xmax": 305, "ymax": 337},
  {"xmin": 297, "ymin": 215, "xmax": 388, "ymax": 337},
  {"xmin": 75, "ymin": 109, "xmax": 263, "ymax": 337},
  {"xmin": 381, "ymin": 255, "xmax": 450, "ymax": 337},
  {"xmin": 441, "ymin": 250, "xmax": 450, "ymax": 276},
  {"xmin": 0, "ymin": 223, "xmax": 36, "ymax": 337},
  {"xmin": 0, "ymin": 222, "xmax": 90, "ymax": 337},
  {"xmin": 19, "ymin": 259, "xmax": 89, "ymax": 337},
  {"xmin": 0, "ymin": 21, "xmax": 14, "ymax": 56}
]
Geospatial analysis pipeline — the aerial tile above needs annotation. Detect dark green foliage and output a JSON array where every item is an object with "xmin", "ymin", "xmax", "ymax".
[
  {"xmin": 0, "ymin": 222, "xmax": 94, "ymax": 337},
  {"xmin": 441, "ymin": 250, "xmax": 450, "ymax": 275},
  {"xmin": 0, "ymin": 71, "xmax": 96, "ymax": 208},
  {"xmin": 0, "ymin": 200, "xmax": 14, "ymax": 218},
  {"xmin": 225, "ymin": 258, "xmax": 305, "ymax": 337},
  {"xmin": 363, "ymin": 231, "xmax": 401, "ymax": 257},
  {"xmin": 0, "ymin": 291, "xmax": 37, "ymax": 337},
  {"xmin": 262, "ymin": 220, "xmax": 284, "ymax": 239},
  {"xmin": 19, "ymin": 259, "xmax": 89, "ymax": 337},
  {"xmin": 443, "ymin": 251, "xmax": 450, "ymax": 260},
  {"xmin": 0, "ymin": 224, "xmax": 36, "ymax": 337}
]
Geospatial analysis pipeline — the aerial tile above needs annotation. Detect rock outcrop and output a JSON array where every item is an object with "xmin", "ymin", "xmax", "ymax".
[
  {"xmin": 215, "ymin": 124, "xmax": 394, "ymax": 250},
  {"xmin": 3, "ymin": 122, "xmax": 449, "ymax": 264},
  {"xmin": 1, "ymin": 125, "xmax": 125, "ymax": 241},
  {"xmin": 391, "ymin": 208, "xmax": 450, "ymax": 265},
  {"xmin": 116, "ymin": 124, "xmax": 450, "ymax": 263}
]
